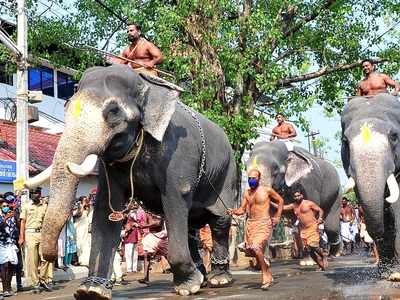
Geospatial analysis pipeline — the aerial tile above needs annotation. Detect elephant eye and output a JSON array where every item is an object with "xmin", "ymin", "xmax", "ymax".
[{"xmin": 389, "ymin": 132, "xmax": 398, "ymax": 144}]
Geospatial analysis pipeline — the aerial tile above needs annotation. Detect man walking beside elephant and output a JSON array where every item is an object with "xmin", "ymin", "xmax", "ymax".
[
  {"xmin": 228, "ymin": 169, "xmax": 284, "ymax": 290},
  {"xmin": 274, "ymin": 183, "xmax": 328, "ymax": 271}
]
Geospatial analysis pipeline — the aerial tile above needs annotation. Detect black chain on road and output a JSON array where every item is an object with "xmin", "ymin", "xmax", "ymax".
[{"xmin": 81, "ymin": 276, "xmax": 113, "ymax": 289}]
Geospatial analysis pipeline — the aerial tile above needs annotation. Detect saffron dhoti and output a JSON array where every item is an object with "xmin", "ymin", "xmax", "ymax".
[
  {"xmin": 199, "ymin": 225, "xmax": 213, "ymax": 251},
  {"xmin": 300, "ymin": 222, "xmax": 320, "ymax": 248},
  {"xmin": 241, "ymin": 217, "xmax": 272, "ymax": 257}
]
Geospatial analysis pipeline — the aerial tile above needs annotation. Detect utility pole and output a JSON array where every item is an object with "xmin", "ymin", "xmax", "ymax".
[
  {"xmin": 306, "ymin": 130, "xmax": 320, "ymax": 156},
  {"xmin": 16, "ymin": 0, "xmax": 29, "ymax": 199}
]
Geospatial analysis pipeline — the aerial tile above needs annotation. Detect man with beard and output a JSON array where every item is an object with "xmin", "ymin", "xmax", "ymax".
[
  {"xmin": 273, "ymin": 183, "xmax": 327, "ymax": 271},
  {"xmin": 228, "ymin": 169, "xmax": 284, "ymax": 290},
  {"xmin": 19, "ymin": 188, "xmax": 53, "ymax": 293},
  {"xmin": 357, "ymin": 59, "xmax": 400, "ymax": 96},
  {"xmin": 270, "ymin": 113, "xmax": 297, "ymax": 141},
  {"xmin": 114, "ymin": 22, "xmax": 163, "ymax": 76}
]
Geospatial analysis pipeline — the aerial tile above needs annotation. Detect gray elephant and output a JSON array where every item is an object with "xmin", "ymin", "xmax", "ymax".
[
  {"xmin": 26, "ymin": 64, "xmax": 237, "ymax": 299},
  {"xmin": 341, "ymin": 94, "xmax": 400, "ymax": 276},
  {"xmin": 247, "ymin": 141, "xmax": 341, "ymax": 254}
]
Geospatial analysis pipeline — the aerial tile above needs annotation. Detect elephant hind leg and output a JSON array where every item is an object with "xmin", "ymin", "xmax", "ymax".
[{"xmin": 208, "ymin": 214, "xmax": 233, "ymax": 288}]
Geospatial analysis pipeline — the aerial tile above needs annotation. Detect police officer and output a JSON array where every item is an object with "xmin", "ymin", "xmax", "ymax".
[{"xmin": 18, "ymin": 188, "xmax": 53, "ymax": 293}]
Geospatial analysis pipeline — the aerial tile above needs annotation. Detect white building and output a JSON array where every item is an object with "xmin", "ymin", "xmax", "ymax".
[{"xmin": 0, "ymin": 19, "xmax": 96, "ymax": 196}]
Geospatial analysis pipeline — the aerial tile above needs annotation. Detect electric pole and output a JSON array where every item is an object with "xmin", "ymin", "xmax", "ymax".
[
  {"xmin": 306, "ymin": 130, "xmax": 320, "ymax": 156},
  {"xmin": 16, "ymin": 0, "xmax": 29, "ymax": 199}
]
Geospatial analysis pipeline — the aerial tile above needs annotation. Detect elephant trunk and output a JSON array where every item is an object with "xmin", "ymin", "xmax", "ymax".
[
  {"xmin": 40, "ymin": 132, "xmax": 97, "ymax": 262},
  {"xmin": 351, "ymin": 135, "xmax": 393, "ymax": 240}
]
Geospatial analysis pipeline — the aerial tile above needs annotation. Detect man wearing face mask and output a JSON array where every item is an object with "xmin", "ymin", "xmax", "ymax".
[
  {"xmin": 113, "ymin": 22, "xmax": 163, "ymax": 76},
  {"xmin": 19, "ymin": 188, "xmax": 54, "ymax": 293},
  {"xmin": 227, "ymin": 169, "xmax": 284, "ymax": 290}
]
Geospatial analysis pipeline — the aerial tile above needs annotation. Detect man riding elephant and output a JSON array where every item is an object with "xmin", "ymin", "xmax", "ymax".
[{"xmin": 24, "ymin": 64, "xmax": 237, "ymax": 299}]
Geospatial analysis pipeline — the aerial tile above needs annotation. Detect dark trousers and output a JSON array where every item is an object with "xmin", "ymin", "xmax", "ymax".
[
  {"xmin": 15, "ymin": 248, "xmax": 23, "ymax": 288},
  {"xmin": 0, "ymin": 262, "xmax": 15, "ymax": 292}
]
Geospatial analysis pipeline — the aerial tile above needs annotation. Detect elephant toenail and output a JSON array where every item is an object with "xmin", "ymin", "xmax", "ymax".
[
  {"xmin": 178, "ymin": 289, "xmax": 190, "ymax": 296},
  {"xmin": 190, "ymin": 285, "xmax": 200, "ymax": 294}
]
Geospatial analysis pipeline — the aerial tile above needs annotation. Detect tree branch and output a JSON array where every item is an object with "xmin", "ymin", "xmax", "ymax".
[
  {"xmin": 276, "ymin": 58, "xmax": 389, "ymax": 87},
  {"xmin": 283, "ymin": 0, "xmax": 337, "ymax": 37}
]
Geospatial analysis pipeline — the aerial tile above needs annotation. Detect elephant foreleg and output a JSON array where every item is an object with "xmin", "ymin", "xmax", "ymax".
[
  {"xmin": 386, "ymin": 200, "xmax": 400, "ymax": 281},
  {"xmin": 75, "ymin": 167, "xmax": 126, "ymax": 300},
  {"xmin": 188, "ymin": 228, "xmax": 207, "ymax": 285},
  {"xmin": 208, "ymin": 214, "xmax": 233, "ymax": 287},
  {"xmin": 162, "ymin": 192, "xmax": 203, "ymax": 296},
  {"xmin": 324, "ymin": 197, "xmax": 341, "ymax": 256}
]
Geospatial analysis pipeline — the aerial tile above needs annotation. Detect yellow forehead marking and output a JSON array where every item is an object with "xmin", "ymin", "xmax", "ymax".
[
  {"xmin": 360, "ymin": 123, "xmax": 372, "ymax": 144},
  {"xmin": 72, "ymin": 96, "xmax": 82, "ymax": 118},
  {"xmin": 249, "ymin": 155, "xmax": 259, "ymax": 171}
]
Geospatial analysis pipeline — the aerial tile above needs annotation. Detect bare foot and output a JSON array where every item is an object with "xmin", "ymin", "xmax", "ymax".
[{"xmin": 261, "ymin": 278, "xmax": 274, "ymax": 290}]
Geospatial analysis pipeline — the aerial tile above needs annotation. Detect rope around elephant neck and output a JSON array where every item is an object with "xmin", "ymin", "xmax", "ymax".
[{"xmin": 100, "ymin": 128, "xmax": 144, "ymax": 222}]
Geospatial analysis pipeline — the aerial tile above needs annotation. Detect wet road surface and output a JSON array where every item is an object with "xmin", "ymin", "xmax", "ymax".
[{"xmin": 9, "ymin": 255, "xmax": 400, "ymax": 300}]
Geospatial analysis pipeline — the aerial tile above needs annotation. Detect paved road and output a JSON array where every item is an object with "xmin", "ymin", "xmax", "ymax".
[{"xmin": 9, "ymin": 255, "xmax": 400, "ymax": 300}]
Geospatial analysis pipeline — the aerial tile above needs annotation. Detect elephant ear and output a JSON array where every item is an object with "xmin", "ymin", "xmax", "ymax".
[
  {"xmin": 138, "ymin": 74, "xmax": 179, "ymax": 142},
  {"xmin": 285, "ymin": 150, "xmax": 314, "ymax": 187}
]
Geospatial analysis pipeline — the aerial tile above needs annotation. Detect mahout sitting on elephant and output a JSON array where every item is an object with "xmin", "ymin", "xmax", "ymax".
[
  {"xmin": 246, "ymin": 141, "xmax": 341, "ymax": 257},
  {"xmin": 25, "ymin": 64, "xmax": 237, "ymax": 299},
  {"xmin": 341, "ymin": 93, "xmax": 400, "ymax": 279}
]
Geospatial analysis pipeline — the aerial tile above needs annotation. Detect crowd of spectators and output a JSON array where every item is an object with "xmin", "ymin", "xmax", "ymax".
[{"xmin": 0, "ymin": 187, "xmax": 99, "ymax": 297}]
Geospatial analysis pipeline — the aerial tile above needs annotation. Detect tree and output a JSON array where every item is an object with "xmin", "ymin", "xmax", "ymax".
[{"xmin": 1, "ymin": 0, "xmax": 400, "ymax": 168}]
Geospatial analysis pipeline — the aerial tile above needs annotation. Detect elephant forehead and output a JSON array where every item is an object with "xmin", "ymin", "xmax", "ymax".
[{"xmin": 350, "ymin": 128, "xmax": 388, "ymax": 158}]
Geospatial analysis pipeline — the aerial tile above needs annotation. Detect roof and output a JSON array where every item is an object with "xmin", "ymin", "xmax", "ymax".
[{"xmin": 0, "ymin": 120, "xmax": 60, "ymax": 173}]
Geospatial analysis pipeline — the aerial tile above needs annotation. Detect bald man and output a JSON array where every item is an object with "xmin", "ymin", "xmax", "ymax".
[{"xmin": 228, "ymin": 169, "xmax": 284, "ymax": 290}]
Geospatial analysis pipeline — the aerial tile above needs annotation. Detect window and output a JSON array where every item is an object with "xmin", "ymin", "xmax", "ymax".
[
  {"xmin": 28, "ymin": 66, "xmax": 54, "ymax": 96},
  {"xmin": 0, "ymin": 64, "xmax": 13, "ymax": 86},
  {"xmin": 57, "ymin": 72, "xmax": 77, "ymax": 100}
]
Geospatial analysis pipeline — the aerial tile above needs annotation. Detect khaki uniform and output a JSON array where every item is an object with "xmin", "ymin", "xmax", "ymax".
[{"xmin": 20, "ymin": 200, "xmax": 53, "ymax": 286}]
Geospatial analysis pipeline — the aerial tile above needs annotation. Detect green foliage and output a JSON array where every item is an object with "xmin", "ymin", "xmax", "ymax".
[
  {"xmin": 1, "ymin": 0, "xmax": 399, "ymax": 167},
  {"xmin": 343, "ymin": 190, "xmax": 358, "ymax": 205}
]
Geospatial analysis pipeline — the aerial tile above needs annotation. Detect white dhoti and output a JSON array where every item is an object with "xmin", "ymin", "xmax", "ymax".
[
  {"xmin": 142, "ymin": 230, "xmax": 168, "ymax": 257},
  {"xmin": 284, "ymin": 140, "xmax": 294, "ymax": 151},
  {"xmin": 341, "ymin": 221, "xmax": 355, "ymax": 243},
  {"xmin": 74, "ymin": 210, "xmax": 93, "ymax": 266},
  {"xmin": 0, "ymin": 244, "xmax": 18, "ymax": 265}
]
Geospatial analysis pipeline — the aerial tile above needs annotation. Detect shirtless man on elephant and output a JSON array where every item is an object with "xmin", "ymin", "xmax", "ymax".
[
  {"xmin": 270, "ymin": 113, "xmax": 297, "ymax": 141},
  {"xmin": 357, "ymin": 59, "xmax": 400, "ymax": 96},
  {"xmin": 227, "ymin": 169, "xmax": 284, "ymax": 290},
  {"xmin": 113, "ymin": 22, "xmax": 163, "ymax": 76}
]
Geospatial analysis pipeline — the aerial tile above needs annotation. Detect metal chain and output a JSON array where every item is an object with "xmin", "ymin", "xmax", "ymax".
[
  {"xmin": 81, "ymin": 276, "xmax": 113, "ymax": 289},
  {"xmin": 177, "ymin": 102, "xmax": 206, "ymax": 190}
]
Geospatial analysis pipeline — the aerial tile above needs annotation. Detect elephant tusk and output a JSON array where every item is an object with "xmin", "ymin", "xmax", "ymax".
[
  {"xmin": 386, "ymin": 174, "xmax": 399, "ymax": 203},
  {"xmin": 24, "ymin": 165, "xmax": 52, "ymax": 189},
  {"xmin": 344, "ymin": 177, "xmax": 356, "ymax": 194},
  {"xmin": 66, "ymin": 154, "xmax": 98, "ymax": 177}
]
